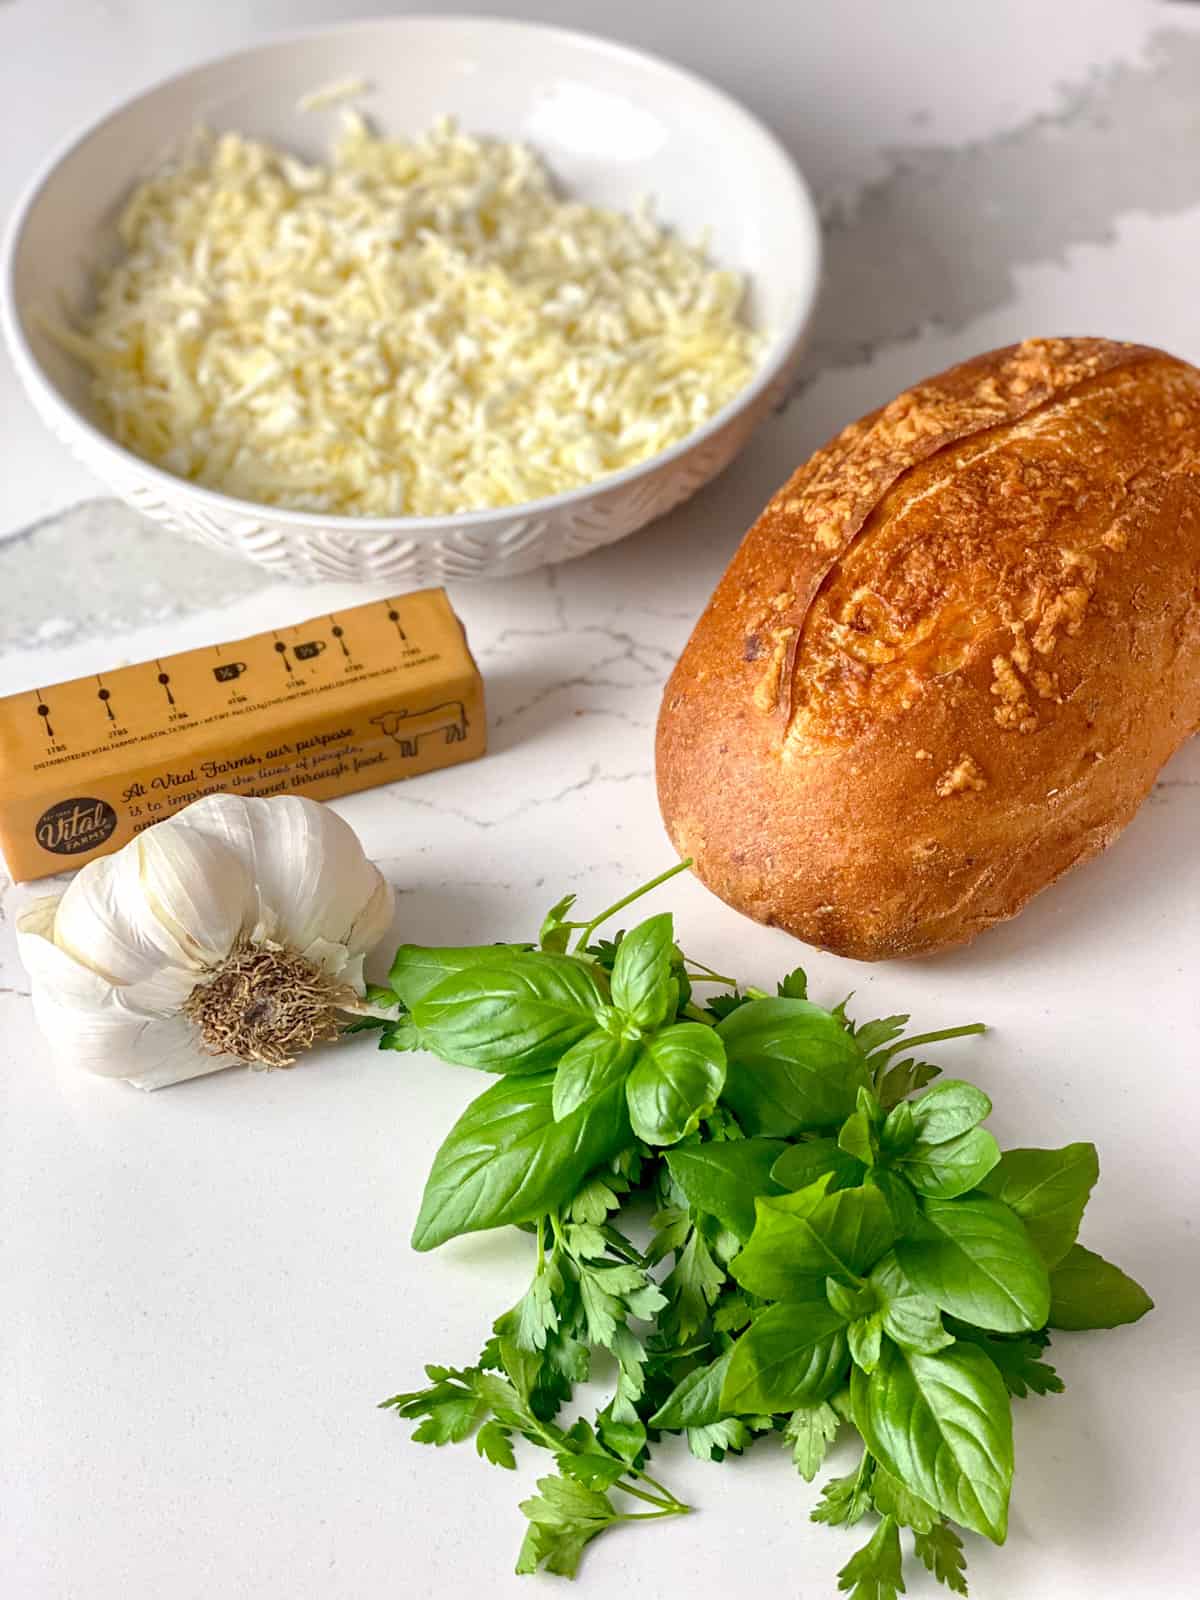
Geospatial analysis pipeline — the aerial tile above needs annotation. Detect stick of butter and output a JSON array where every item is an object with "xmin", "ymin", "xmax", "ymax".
[{"xmin": 0, "ymin": 588, "xmax": 485, "ymax": 883}]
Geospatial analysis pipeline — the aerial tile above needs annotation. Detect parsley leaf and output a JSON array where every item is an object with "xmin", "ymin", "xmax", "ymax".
[
  {"xmin": 785, "ymin": 1401, "xmax": 841, "ymax": 1481},
  {"xmin": 515, "ymin": 1473, "xmax": 617, "ymax": 1578},
  {"xmin": 946, "ymin": 1322, "xmax": 1064, "ymax": 1398},
  {"xmin": 661, "ymin": 1225, "xmax": 725, "ymax": 1342},
  {"xmin": 874, "ymin": 1058, "xmax": 942, "ymax": 1109},
  {"xmin": 476, "ymin": 1419, "xmax": 517, "ymax": 1469},
  {"xmin": 837, "ymin": 1515, "xmax": 905, "ymax": 1600},
  {"xmin": 912, "ymin": 1520, "xmax": 970, "ymax": 1595},
  {"xmin": 379, "ymin": 1366, "xmax": 486, "ymax": 1445},
  {"xmin": 777, "ymin": 967, "xmax": 809, "ymax": 999},
  {"xmin": 812, "ymin": 1453, "xmax": 876, "ymax": 1526},
  {"xmin": 870, "ymin": 1463, "xmax": 937, "ymax": 1533},
  {"xmin": 705, "ymin": 991, "xmax": 752, "ymax": 1022},
  {"xmin": 686, "ymin": 1416, "xmax": 756, "ymax": 1461}
]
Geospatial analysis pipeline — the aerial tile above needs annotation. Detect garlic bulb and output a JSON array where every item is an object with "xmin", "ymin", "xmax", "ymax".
[{"xmin": 15, "ymin": 793, "xmax": 394, "ymax": 1090}]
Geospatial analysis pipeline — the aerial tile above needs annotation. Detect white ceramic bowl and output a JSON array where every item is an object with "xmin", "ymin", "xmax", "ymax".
[{"xmin": 1, "ymin": 16, "xmax": 821, "ymax": 584}]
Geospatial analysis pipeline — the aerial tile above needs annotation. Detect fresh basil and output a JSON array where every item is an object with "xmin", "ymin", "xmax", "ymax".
[
  {"xmin": 896, "ymin": 1126, "xmax": 1001, "ymax": 1200},
  {"xmin": 731, "ymin": 1182, "xmax": 897, "ymax": 1300},
  {"xmin": 879, "ymin": 1100, "xmax": 916, "ymax": 1156},
  {"xmin": 411, "ymin": 1073, "xmax": 629, "ymax": 1250},
  {"xmin": 1047, "ymin": 1243, "xmax": 1154, "ymax": 1330},
  {"xmin": 825, "ymin": 1280, "xmax": 875, "ymax": 1323},
  {"xmin": 648, "ymin": 1346, "xmax": 735, "ymax": 1430},
  {"xmin": 837, "ymin": 1108, "xmax": 877, "ymax": 1168},
  {"xmin": 721, "ymin": 1300, "xmax": 849, "ymax": 1413},
  {"xmin": 851, "ymin": 1339, "xmax": 1014, "ymax": 1543},
  {"xmin": 624, "ymin": 1023, "xmax": 725, "ymax": 1146},
  {"xmin": 552, "ymin": 1034, "xmax": 637, "ymax": 1121},
  {"xmin": 869, "ymin": 1254, "xmax": 953, "ymax": 1355},
  {"xmin": 389, "ymin": 943, "xmax": 527, "ymax": 1008},
  {"xmin": 868, "ymin": 1169, "xmax": 920, "ymax": 1234},
  {"xmin": 896, "ymin": 1196, "xmax": 1050, "ymax": 1333},
  {"xmin": 847, "ymin": 1313, "xmax": 883, "ymax": 1374},
  {"xmin": 907, "ymin": 1080, "xmax": 992, "ymax": 1145},
  {"xmin": 771, "ymin": 1137, "xmax": 865, "ymax": 1194},
  {"xmin": 717, "ymin": 998, "xmax": 869, "ymax": 1136},
  {"xmin": 610, "ymin": 913, "xmax": 677, "ymax": 1030},
  {"xmin": 664, "ymin": 1138, "xmax": 787, "ymax": 1242},
  {"xmin": 979, "ymin": 1143, "xmax": 1099, "ymax": 1268},
  {"xmin": 411, "ymin": 952, "xmax": 605, "ymax": 1072}
]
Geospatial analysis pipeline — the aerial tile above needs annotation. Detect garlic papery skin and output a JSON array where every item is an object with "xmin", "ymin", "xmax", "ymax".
[{"xmin": 15, "ymin": 793, "xmax": 394, "ymax": 1090}]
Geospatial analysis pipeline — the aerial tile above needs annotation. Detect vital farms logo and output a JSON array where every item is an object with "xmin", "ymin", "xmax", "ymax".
[{"xmin": 35, "ymin": 797, "xmax": 118, "ymax": 856}]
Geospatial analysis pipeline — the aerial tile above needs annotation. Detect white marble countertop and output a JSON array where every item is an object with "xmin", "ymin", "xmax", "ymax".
[{"xmin": 2, "ymin": 4, "xmax": 1198, "ymax": 1598}]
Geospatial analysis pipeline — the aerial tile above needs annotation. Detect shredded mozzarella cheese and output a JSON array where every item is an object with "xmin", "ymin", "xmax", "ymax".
[{"xmin": 53, "ymin": 115, "xmax": 762, "ymax": 517}]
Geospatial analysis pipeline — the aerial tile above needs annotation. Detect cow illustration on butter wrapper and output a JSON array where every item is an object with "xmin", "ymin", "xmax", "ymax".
[{"xmin": 371, "ymin": 701, "xmax": 469, "ymax": 758}]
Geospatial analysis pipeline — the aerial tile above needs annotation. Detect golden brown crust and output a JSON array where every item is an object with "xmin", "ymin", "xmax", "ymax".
[{"xmin": 656, "ymin": 338, "xmax": 1200, "ymax": 960}]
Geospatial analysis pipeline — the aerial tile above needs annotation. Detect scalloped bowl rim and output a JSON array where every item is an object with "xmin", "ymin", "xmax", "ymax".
[{"xmin": 0, "ymin": 14, "xmax": 822, "ymax": 541}]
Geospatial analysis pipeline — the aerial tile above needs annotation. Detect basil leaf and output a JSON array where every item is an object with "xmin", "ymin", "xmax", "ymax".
[
  {"xmin": 389, "ymin": 943, "xmax": 526, "ymax": 1008},
  {"xmin": 624, "ymin": 1023, "xmax": 726, "ymax": 1146},
  {"xmin": 826, "ymin": 1280, "xmax": 874, "ymax": 1322},
  {"xmin": 879, "ymin": 1100, "xmax": 916, "ymax": 1156},
  {"xmin": 412, "ymin": 1073, "xmax": 629, "ymax": 1250},
  {"xmin": 907, "ymin": 1080, "xmax": 992, "ymax": 1145},
  {"xmin": 412, "ymin": 953, "xmax": 605, "ymax": 1072},
  {"xmin": 847, "ymin": 1313, "xmax": 883, "ymax": 1373},
  {"xmin": 552, "ymin": 1035, "xmax": 637, "ymax": 1121},
  {"xmin": 1047, "ymin": 1243, "xmax": 1154, "ymax": 1330},
  {"xmin": 896, "ymin": 1196, "xmax": 1051, "ymax": 1333},
  {"xmin": 648, "ymin": 1347, "xmax": 735, "ymax": 1429},
  {"xmin": 897, "ymin": 1126, "xmax": 1001, "ymax": 1200},
  {"xmin": 731, "ymin": 1183, "xmax": 897, "ymax": 1300},
  {"xmin": 869, "ymin": 1253, "xmax": 954, "ymax": 1355},
  {"xmin": 978, "ymin": 1143, "xmax": 1099, "ymax": 1268},
  {"xmin": 851, "ymin": 1339, "xmax": 1014, "ymax": 1543},
  {"xmin": 610, "ymin": 913, "xmax": 676, "ymax": 1030},
  {"xmin": 868, "ymin": 1169, "xmax": 919, "ymax": 1234},
  {"xmin": 771, "ymin": 1138, "xmax": 865, "ymax": 1194},
  {"xmin": 664, "ymin": 1138, "xmax": 787, "ymax": 1242},
  {"xmin": 838, "ymin": 1109, "xmax": 877, "ymax": 1168},
  {"xmin": 720, "ymin": 1300, "xmax": 849, "ymax": 1412},
  {"xmin": 717, "ymin": 998, "xmax": 868, "ymax": 1136}
]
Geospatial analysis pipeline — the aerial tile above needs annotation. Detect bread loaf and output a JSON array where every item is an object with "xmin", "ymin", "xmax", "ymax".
[{"xmin": 656, "ymin": 338, "xmax": 1200, "ymax": 959}]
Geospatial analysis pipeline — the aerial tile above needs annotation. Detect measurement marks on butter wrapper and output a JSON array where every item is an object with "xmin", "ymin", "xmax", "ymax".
[{"xmin": 25, "ymin": 593, "xmax": 437, "ymax": 764}]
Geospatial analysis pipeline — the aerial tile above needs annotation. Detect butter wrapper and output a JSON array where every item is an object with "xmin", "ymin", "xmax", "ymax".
[{"xmin": 0, "ymin": 588, "xmax": 485, "ymax": 882}]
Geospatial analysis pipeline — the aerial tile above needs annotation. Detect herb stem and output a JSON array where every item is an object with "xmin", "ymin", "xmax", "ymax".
[
  {"xmin": 681, "ymin": 1002, "xmax": 718, "ymax": 1026},
  {"xmin": 625, "ymin": 1467, "xmax": 685, "ymax": 1506},
  {"xmin": 678, "ymin": 950, "xmax": 739, "ymax": 986},
  {"xmin": 615, "ymin": 1506, "xmax": 690, "ymax": 1522},
  {"xmin": 599, "ymin": 1223, "xmax": 650, "ymax": 1268},
  {"xmin": 610, "ymin": 1479, "xmax": 678, "ymax": 1511},
  {"xmin": 573, "ymin": 859, "xmax": 693, "ymax": 952},
  {"xmin": 873, "ymin": 1022, "xmax": 987, "ymax": 1060}
]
